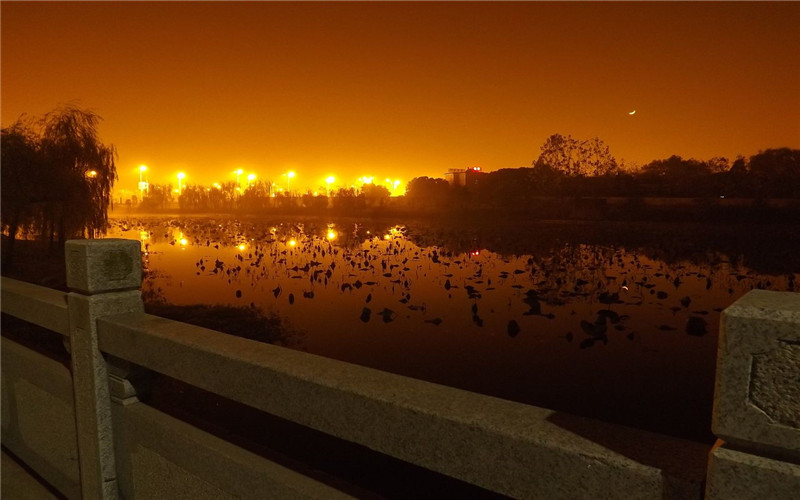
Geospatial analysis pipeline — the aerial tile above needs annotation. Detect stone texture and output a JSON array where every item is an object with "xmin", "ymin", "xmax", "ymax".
[
  {"xmin": 713, "ymin": 290, "xmax": 800, "ymax": 458},
  {"xmin": 66, "ymin": 239, "xmax": 146, "ymax": 499},
  {"xmin": 2, "ymin": 449, "xmax": 60, "ymax": 500},
  {"xmin": 750, "ymin": 341, "xmax": 800, "ymax": 428},
  {"xmin": 65, "ymin": 239, "xmax": 141, "ymax": 294},
  {"xmin": 68, "ymin": 291, "xmax": 144, "ymax": 500},
  {"xmin": 100, "ymin": 312, "xmax": 709, "ymax": 499},
  {"xmin": 0, "ymin": 277, "xmax": 70, "ymax": 336},
  {"xmin": 1, "ymin": 337, "xmax": 82, "ymax": 500},
  {"xmin": 113, "ymin": 402, "xmax": 354, "ymax": 499},
  {"xmin": 130, "ymin": 446, "xmax": 235, "ymax": 500},
  {"xmin": 706, "ymin": 442, "xmax": 800, "ymax": 499}
]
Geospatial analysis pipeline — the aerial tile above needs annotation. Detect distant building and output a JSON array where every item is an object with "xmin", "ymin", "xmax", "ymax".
[{"xmin": 445, "ymin": 166, "xmax": 486, "ymax": 188}]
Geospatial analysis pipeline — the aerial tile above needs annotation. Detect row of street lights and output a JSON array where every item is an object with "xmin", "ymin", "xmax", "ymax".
[{"xmin": 136, "ymin": 165, "xmax": 401, "ymax": 198}]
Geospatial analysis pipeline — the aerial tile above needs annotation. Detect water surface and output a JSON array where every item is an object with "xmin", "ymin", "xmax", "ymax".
[{"xmin": 107, "ymin": 215, "xmax": 799, "ymax": 443}]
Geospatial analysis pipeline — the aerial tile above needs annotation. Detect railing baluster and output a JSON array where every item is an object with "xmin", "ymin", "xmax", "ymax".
[{"xmin": 65, "ymin": 239, "xmax": 144, "ymax": 500}]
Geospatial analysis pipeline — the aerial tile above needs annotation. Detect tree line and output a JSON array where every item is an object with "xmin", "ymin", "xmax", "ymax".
[
  {"xmin": 406, "ymin": 134, "xmax": 800, "ymax": 209},
  {"xmin": 139, "ymin": 180, "xmax": 392, "ymax": 212},
  {"xmin": 3, "ymin": 104, "xmax": 797, "ymax": 267}
]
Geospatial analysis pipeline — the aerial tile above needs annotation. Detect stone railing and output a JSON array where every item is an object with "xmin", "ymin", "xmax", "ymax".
[
  {"xmin": 1, "ymin": 239, "xmax": 797, "ymax": 499},
  {"xmin": 705, "ymin": 289, "xmax": 800, "ymax": 497}
]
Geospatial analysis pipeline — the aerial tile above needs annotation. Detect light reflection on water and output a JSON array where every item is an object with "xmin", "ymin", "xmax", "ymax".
[{"xmin": 107, "ymin": 215, "xmax": 798, "ymax": 443}]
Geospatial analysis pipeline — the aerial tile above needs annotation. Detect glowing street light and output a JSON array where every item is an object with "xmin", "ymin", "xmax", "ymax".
[
  {"xmin": 247, "ymin": 173, "xmax": 256, "ymax": 186},
  {"xmin": 138, "ymin": 165, "xmax": 149, "ymax": 198},
  {"xmin": 384, "ymin": 178, "xmax": 402, "ymax": 195},
  {"xmin": 235, "ymin": 169, "xmax": 244, "ymax": 186},
  {"xmin": 284, "ymin": 171, "xmax": 296, "ymax": 194},
  {"xmin": 325, "ymin": 175, "xmax": 335, "ymax": 195},
  {"xmin": 177, "ymin": 172, "xmax": 186, "ymax": 195}
]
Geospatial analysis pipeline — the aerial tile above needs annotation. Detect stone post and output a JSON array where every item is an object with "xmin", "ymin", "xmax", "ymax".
[
  {"xmin": 66, "ymin": 239, "xmax": 144, "ymax": 500},
  {"xmin": 706, "ymin": 289, "xmax": 800, "ymax": 498}
]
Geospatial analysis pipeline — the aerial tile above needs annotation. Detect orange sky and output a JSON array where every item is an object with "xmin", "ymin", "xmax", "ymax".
[{"xmin": 2, "ymin": 2, "xmax": 799, "ymax": 196}]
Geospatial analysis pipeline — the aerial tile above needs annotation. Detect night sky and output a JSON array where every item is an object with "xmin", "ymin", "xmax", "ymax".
[{"xmin": 2, "ymin": 1, "xmax": 799, "ymax": 195}]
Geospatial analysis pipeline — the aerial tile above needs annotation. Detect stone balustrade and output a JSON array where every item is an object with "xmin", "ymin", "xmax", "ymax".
[{"xmin": 2, "ymin": 239, "xmax": 798, "ymax": 498}]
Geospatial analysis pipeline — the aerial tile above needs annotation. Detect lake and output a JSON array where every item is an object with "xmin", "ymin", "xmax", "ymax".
[{"xmin": 106, "ymin": 214, "xmax": 800, "ymax": 443}]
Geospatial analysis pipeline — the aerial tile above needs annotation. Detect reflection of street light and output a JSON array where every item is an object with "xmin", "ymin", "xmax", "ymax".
[
  {"xmin": 177, "ymin": 172, "xmax": 186, "ymax": 195},
  {"xmin": 326, "ymin": 176, "xmax": 335, "ymax": 195},
  {"xmin": 86, "ymin": 170, "xmax": 98, "ymax": 178}
]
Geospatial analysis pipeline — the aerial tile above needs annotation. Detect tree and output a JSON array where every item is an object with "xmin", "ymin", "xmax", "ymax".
[
  {"xmin": 1, "ymin": 119, "xmax": 42, "ymax": 261},
  {"xmin": 535, "ymin": 134, "xmax": 582, "ymax": 176},
  {"xmin": 38, "ymin": 105, "xmax": 117, "ymax": 243},
  {"xmin": 1, "ymin": 105, "xmax": 117, "ymax": 261},
  {"xmin": 747, "ymin": 148, "xmax": 800, "ymax": 198},
  {"xmin": 706, "ymin": 156, "xmax": 730, "ymax": 174},
  {"xmin": 331, "ymin": 187, "xmax": 365, "ymax": 211},
  {"xmin": 178, "ymin": 185, "xmax": 207, "ymax": 210},
  {"xmin": 239, "ymin": 181, "xmax": 271, "ymax": 212},
  {"xmin": 580, "ymin": 137, "xmax": 619, "ymax": 177},
  {"xmin": 405, "ymin": 176, "xmax": 451, "ymax": 209},
  {"xmin": 640, "ymin": 155, "xmax": 712, "ymax": 196},
  {"xmin": 141, "ymin": 184, "xmax": 174, "ymax": 211},
  {"xmin": 361, "ymin": 183, "xmax": 390, "ymax": 207},
  {"xmin": 534, "ymin": 134, "xmax": 618, "ymax": 177}
]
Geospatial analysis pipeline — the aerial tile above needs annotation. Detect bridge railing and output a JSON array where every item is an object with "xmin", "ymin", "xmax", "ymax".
[{"xmin": 2, "ymin": 238, "xmax": 797, "ymax": 499}]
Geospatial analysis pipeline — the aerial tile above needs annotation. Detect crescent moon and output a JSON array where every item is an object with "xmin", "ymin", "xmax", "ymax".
[{"xmin": 629, "ymin": 110, "xmax": 636, "ymax": 115}]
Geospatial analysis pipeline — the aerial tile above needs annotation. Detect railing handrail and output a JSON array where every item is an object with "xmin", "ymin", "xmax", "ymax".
[
  {"xmin": 1, "ymin": 276, "xmax": 70, "ymax": 336},
  {"xmin": 96, "ymin": 310, "xmax": 710, "ymax": 497},
  {"xmin": 0, "ymin": 270, "xmax": 710, "ymax": 498},
  {"xmin": 5, "ymin": 240, "xmax": 798, "ymax": 498}
]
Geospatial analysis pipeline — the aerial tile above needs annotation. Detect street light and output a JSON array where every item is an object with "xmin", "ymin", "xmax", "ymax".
[
  {"xmin": 177, "ymin": 172, "xmax": 186, "ymax": 195},
  {"xmin": 138, "ymin": 165, "xmax": 149, "ymax": 199},
  {"xmin": 235, "ymin": 169, "xmax": 244, "ymax": 187},
  {"xmin": 247, "ymin": 173, "xmax": 256, "ymax": 186},
  {"xmin": 325, "ymin": 176, "xmax": 335, "ymax": 195},
  {"xmin": 284, "ymin": 171, "xmax": 296, "ymax": 194}
]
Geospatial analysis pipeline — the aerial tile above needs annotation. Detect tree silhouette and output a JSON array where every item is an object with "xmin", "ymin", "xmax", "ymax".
[
  {"xmin": 38, "ymin": 105, "xmax": 117, "ymax": 243},
  {"xmin": 1, "ymin": 119, "xmax": 42, "ymax": 262},
  {"xmin": 406, "ymin": 176, "xmax": 451, "ymax": 209},
  {"xmin": 747, "ymin": 148, "xmax": 800, "ymax": 198},
  {"xmin": 361, "ymin": 183, "xmax": 390, "ymax": 207},
  {"xmin": 141, "ymin": 184, "xmax": 174, "ymax": 210},
  {"xmin": 331, "ymin": 187, "xmax": 364, "ymax": 211},
  {"xmin": 535, "ymin": 134, "xmax": 618, "ymax": 177},
  {"xmin": 640, "ymin": 155, "xmax": 712, "ymax": 196},
  {"xmin": 1, "ymin": 105, "xmax": 117, "ymax": 261}
]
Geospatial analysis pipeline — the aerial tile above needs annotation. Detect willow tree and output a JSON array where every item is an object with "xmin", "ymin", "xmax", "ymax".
[
  {"xmin": 1, "ymin": 119, "xmax": 42, "ymax": 261},
  {"xmin": 1, "ymin": 105, "xmax": 117, "ymax": 261},
  {"xmin": 38, "ymin": 105, "xmax": 118, "ymax": 243}
]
